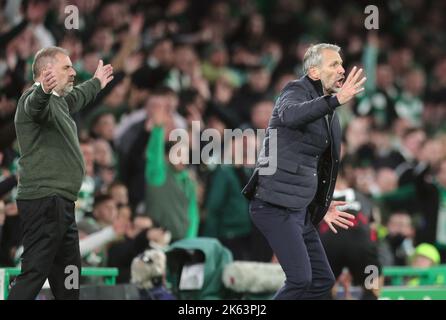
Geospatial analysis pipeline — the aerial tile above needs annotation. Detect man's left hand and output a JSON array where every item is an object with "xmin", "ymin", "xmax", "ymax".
[
  {"xmin": 94, "ymin": 60, "xmax": 114, "ymax": 89},
  {"xmin": 323, "ymin": 200, "xmax": 355, "ymax": 234}
]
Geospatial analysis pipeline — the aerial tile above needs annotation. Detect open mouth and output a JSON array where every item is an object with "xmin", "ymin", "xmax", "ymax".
[{"xmin": 335, "ymin": 77, "xmax": 344, "ymax": 88}]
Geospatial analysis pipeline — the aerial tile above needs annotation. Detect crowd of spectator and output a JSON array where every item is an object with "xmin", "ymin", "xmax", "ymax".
[{"xmin": 1, "ymin": 0, "xmax": 446, "ymax": 298}]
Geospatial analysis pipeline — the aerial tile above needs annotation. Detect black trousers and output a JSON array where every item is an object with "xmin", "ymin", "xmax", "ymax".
[
  {"xmin": 8, "ymin": 195, "xmax": 81, "ymax": 300},
  {"xmin": 249, "ymin": 197, "xmax": 335, "ymax": 300}
]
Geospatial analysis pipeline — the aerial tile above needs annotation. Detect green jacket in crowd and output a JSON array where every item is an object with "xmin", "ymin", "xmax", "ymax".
[
  {"xmin": 203, "ymin": 165, "xmax": 252, "ymax": 240},
  {"xmin": 145, "ymin": 125, "xmax": 199, "ymax": 241}
]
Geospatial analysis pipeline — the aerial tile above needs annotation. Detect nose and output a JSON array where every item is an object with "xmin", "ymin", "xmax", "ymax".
[
  {"xmin": 338, "ymin": 65, "xmax": 345, "ymax": 75},
  {"xmin": 71, "ymin": 67, "xmax": 76, "ymax": 77}
]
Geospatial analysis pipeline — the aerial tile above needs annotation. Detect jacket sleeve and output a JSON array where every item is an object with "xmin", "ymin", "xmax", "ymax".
[
  {"xmin": 278, "ymin": 82, "xmax": 340, "ymax": 128},
  {"xmin": 185, "ymin": 183, "xmax": 199, "ymax": 238},
  {"xmin": 203, "ymin": 167, "xmax": 227, "ymax": 237},
  {"xmin": 79, "ymin": 226, "xmax": 117, "ymax": 257},
  {"xmin": 145, "ymin": 125, "xmax": 167, "ymax": 186},
  {"xmin": 65, "ymin": 78, "xmax": 102, "ymax": 114},
  {"xmin": 23, "ymin": 85, "xmax": 52, "ymax": 122}
]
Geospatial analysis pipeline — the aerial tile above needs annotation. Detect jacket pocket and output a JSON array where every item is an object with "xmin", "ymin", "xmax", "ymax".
[{"xmin": 277, "ymin": 158, "xmax": 300, "ymax": 173}]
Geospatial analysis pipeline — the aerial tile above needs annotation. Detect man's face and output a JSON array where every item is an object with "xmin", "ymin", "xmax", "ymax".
[
  {"xmin": 411, "ymin": 255, "xmax": 435, "ymax": 268},
  {"xmin": 145, "ymin": 95, "xmax": 170, "ymax": 116},
  {"xmin": 80, "ymin": 143, "xmax": 94, "ymax": 175},
  {"xmin": 249, "ymin": 69, "xmax": 271, "ymax": 93},
  {"xmin": 52, "ymin": 53, "xmax": 76, "ymax": 96},
  {"xmin": 313, "ymin": 49, "xmax": 345, "ymax": 94},
  {"xmin": 94, "ymin": 199, "xmax": 118, "ymax": 225},
  {"xmin": 94, "ymin": 114, "xmax": 116, "ymax": 141},
  {"xmin": 387, "ymin": 213, "xmax": 414, "ymax": 238},
  {"xmin": 251, "ymin": 101, "xmax": 273, "ymax": 129},
  {"xmin": 110, "ymin": 186, "xmax": 128, "ymax": 206}
]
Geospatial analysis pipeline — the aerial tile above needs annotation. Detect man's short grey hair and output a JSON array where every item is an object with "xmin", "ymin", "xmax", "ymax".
[
  {"xmin": 302, "ymin": 43, "xmax": 341, "ymax": 75},
  {"xmin": 32, "ymin": 46, "xmax": 69, "ymax": 80}
]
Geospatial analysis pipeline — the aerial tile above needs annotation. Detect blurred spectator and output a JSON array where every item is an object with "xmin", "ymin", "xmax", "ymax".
[
  {"xmin": 90, "ymin": 111, "xmax": 116, "ymax": 143},
  {"xmin": 202, "ymin": 43, "xmax": 238, "ymax": 86},
  {"xmin": 144, "ymin": 100, "xmax": 199, "ymax": 241},
  {"xmin": 108, "ymin": 182, "xmax": 129, "ymax": 208},
  {"xmin": 229, "ymin": 65, "xmax": 271, "ymax": 123},
  {"xmin": 394, "ymin": 68, "xmax": 426, "ymax": 127},
  {"xmin": 320, "ymin": 172, "xmax": 381, "ymax": 300},
  {"xmin": 93, "ymin": 138, "xmax": 116, "ymax": 193},
  {"xmin": 378, "ymin": 211, "xmax": 415, "ymax": 267},
  {"xmin": 411, "ymin": 243, "xmax": 441, "ymax": 268},
  {"xmin": 344, "ymin": 117, "xmax": 372, "ymax": 156},
  {"xmin": 245, "ymin": 99, "xmax": 273, "ymax": 130},
  {"xmin": 116, "ymin": 88, "xmax": 177, "ymax": 212},
  {"xmin": 202, "ymin": 135, "xmax": 253, "ymax": 260},
  {"xmin": 1, "ymin": 0, "xmax": 446, "ymax": 294},
  {"xmin": 76, "ymin": 140, "xmax": 96, "ymax": 221},
  {"xmin": 107, "ymin": 211, "xmax": 171, "ymax": 283},
  {"xmin": 406, "ymin": 243, "xmax": 444, "ymax": 286}
]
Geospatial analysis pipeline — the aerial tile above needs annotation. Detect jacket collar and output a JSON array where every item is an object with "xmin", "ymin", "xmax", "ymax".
[
  {"xmin": 34, "ymin": 82, "xmax": 60, "ymax": 97},
  {"xmin": 301, "ymin": 75, "xmax": 324, "ymax": 99},
  {"xmin": 300, "ymin": 76, "xmax": 334, "ymax": 134}
]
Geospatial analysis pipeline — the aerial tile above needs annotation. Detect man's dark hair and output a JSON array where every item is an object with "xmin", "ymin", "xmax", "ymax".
[{"xmin": 93, "ymin": 194, "xmax": 113, "ymax": 209}]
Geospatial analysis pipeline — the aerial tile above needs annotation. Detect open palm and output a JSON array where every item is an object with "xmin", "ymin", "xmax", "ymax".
[
  {"xmin": 94, "ymin": 60, "xmax": 114, "ymax": 89},
  {"xmin": 323, "ymin": 200, "xmax": 355, "ymax": 234}
]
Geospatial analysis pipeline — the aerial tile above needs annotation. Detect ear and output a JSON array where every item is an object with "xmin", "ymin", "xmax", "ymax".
[{"xmin": 308, "ymin": 66, "xmax": 320, "ymax": 80}]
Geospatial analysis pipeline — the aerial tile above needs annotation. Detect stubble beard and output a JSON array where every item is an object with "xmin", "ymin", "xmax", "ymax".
[{"xmin": 61, "ymin": 82, "xmax": 74, "ymax": 96}]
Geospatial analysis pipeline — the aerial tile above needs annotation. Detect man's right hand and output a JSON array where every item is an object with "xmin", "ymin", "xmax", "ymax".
[
  {"xmin": 335, "ymin": 66, "xmax": 367, "ymax": 105},
  {"xmin": 41, "ymin": 66, "xmax": 57, "ymax": 94}
]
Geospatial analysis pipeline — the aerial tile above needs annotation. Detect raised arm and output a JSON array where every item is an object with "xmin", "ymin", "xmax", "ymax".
[
  {"xmin": 278, "ymin": 83, "xmax": 340, "ymax": 128},
  {"xmin": 145, "ymin": 102, "xmax": 173, "ymax": 186},
  {"xmin": 65, "ymin": 60, "xmax": 113, "ymax": 114},
  {"xmin": 23, "ymin": 68, "xmax": 57, "ymax": 122},
  {"xmin": 279, "ymin": 67, "xmax": 366, "ymax": 128},
  {"xmin": 145, "ymin": 125, "xmax": 167, "ymax": 186}
]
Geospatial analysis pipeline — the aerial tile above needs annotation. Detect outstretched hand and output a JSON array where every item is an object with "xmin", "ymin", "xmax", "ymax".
[
  {"xmin": 323, "ymin": 200, "xmax": 355, "ymax": 234},
  {"xmin": 94, "ymin": 60, "xmax": 114, "ymax": 89},
  {"xmin": 335, "ymin": 66, "xmax": 367, "ymax": 105}
]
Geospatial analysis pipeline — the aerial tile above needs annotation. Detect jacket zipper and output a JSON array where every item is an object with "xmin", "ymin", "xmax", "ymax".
[{"xmin": 325, "ymin": 112, "xmax": 335, "ymax": 207}]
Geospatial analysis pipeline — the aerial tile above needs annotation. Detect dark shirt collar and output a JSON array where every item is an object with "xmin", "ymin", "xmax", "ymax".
[{"xmin": 305, "ymin": 75, "xmax": 324, "ymax": 96}]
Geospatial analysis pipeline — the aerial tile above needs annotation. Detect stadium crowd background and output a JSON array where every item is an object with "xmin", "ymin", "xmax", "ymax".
[{"xmin": 1, "ymin": 0, "xmax": 446, "ymax": 299}]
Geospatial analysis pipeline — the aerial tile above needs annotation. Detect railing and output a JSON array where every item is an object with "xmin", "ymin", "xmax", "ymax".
[
  {"xmin": 380, "ymin": 265, "xmax": 446, "ymax": 299},
  {"xmin": 3, "ymin": 265, "xmax": 446, "ymax": 300},
  {"xmin": 380, "ymin": 286, "xmax": 446, "ymax": 300},
  {"xmin": 0, "ymin": 267, "xmax": 119, "ymax": 300},
  {"xmin": 382, "ymin": 266, "xmax": 446, "ymax": 286}
]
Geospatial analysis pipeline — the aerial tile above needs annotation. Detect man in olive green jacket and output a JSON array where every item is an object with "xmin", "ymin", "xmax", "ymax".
[{"xmin": 9, "ymin": 46, "xmax": 113, "ymax": 300}]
